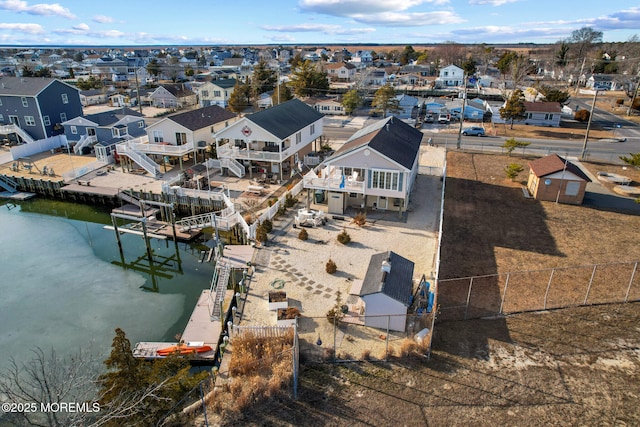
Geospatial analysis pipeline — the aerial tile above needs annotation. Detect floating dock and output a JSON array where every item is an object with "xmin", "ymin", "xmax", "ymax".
[{"xmin": 133, "ymin": 289, "xmax": 234, "ymax": 361}]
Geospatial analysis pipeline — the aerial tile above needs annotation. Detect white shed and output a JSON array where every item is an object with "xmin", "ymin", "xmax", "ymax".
[{"xmin": 350, "ymin": 251, "xmax": 414, "ymax": 332}]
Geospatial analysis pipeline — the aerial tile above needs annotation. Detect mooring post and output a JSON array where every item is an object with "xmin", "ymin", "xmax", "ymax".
[{"xmin": 111, "ymin": 214, "xmax": 126, "ymax": 265}]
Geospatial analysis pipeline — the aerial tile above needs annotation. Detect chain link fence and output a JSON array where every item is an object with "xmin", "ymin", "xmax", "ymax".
[{"xmin": 438, "ymin": 260, "xmax": 640, "ymax": 321}]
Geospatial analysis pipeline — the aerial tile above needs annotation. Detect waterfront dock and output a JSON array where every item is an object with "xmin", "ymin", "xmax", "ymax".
[{"xmin": 133, "ymin": 288, "xmax": 234, "ymax": 361}]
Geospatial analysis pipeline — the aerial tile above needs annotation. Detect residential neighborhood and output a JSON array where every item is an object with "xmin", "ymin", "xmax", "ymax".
[{"xmin": 1, "ymin": 27, "xmax": 640, "ymax": 427}]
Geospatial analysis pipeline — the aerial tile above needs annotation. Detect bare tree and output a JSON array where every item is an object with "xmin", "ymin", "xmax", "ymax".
[{"xmin": 0, "ymin": 347, "xmax": 101, "ymax": 427}]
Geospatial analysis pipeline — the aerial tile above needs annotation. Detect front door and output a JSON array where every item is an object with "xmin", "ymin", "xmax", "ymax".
[
  {"xmin": 9, "ymin": 115, "xmax": 20, "ymax": 127},
  {"xmin": 87, "ymin": 127, "xmax": 96, "ymax": 137},
  {"xmin": 377, "ymin": 196, "xmax": 388, "ymax": 210}
]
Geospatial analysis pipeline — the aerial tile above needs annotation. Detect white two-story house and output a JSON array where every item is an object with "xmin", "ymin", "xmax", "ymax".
[
  {"xmin": 214, "ymin": 99, "xmax": 324, "ymax": 181},
  {"xmin": 435, "ymin": 64, "xmax": 464, "ymax": 87},
  {"xmin": 303, "ymin": 116, "xmax": 422, "ymax": 217},
  {"xmin": 197, "ymin": 78, "xmax": 237, "ymax": 107}
]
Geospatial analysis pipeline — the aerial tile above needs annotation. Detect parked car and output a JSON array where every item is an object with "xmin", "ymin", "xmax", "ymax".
[
  {"xmin": 461, "ymin": 126, "xmax": 485, "ymax": 136},
  {"xmin": 438, "ymin": 114, "xmax": 450, "ymax": 124}
]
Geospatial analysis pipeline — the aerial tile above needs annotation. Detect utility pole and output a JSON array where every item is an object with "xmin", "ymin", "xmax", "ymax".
[
  {"xmin": 456, "ymin": 73, "xmax": 468, "ymax": 149},
  {"xmin": 580, "ymin": 89, "xmax": 598, "ymax": 160}
]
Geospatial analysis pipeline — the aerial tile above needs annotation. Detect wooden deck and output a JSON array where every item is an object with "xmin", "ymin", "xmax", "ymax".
[{"xmin": 133, "ymin": 289, "xmax": 235, "ymax": 361}]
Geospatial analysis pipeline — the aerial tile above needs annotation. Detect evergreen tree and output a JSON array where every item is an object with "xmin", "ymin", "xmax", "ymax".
[
  {"xmin": 499, "ymin": 89, "xmax": 526, "ymax": 129},
  {"xmin": 271, "ymin": 82, "xmax": 293, "ymax": 106},
  {"xmin": 228, "ymin": 79, "xmax": 253, "ymax": 113},
  {"xmin": 341, "ymin": 89, "xmax": 361, "ymax": 115},
  {"xmin": 289, "ymin": 60, "xmax": 329, "ymax": 97},
  {"xmin": 252, "ymin": 60, "xmax": 278, "ymax": 99},
  {"xmin": 371, "ymin": 84, "xmax": 401, "ymax": 118}
]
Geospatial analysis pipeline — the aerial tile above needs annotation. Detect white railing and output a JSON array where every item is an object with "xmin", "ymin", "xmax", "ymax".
[
  {"xmin": 304, "ymin": 154, "xmax": 321, "ymax": 166},
  {"xmin": 116, "ymin": 144, "xmax": 161, "ymax": 177},
  {"xmin": 220, "ymin": 157, "xmax": 245, "ymax": 178},
  {"xmin": 0, "ymin": 175, "xmax": 18, "ymax": 193},
  {"xmin": 302, "ymin": 174, "xmax": 366, "ymax": 193},
  {"xmin": 0, "ymin": 124, "xmax": 35, "ymax": 144},
  {"xmin": 73, "ymin": 134, "xmax": 98, "ymax": 154},
  {"xmin": 131, "ymin": 140, "xmax": 194, "ymax": 156},
  {"xmin": 218, "ymin": 144, "xmax": 283, "ymax": 163}
]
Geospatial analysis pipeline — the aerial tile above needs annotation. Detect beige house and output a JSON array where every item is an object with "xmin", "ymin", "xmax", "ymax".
[
  {"xmin": 324, "ymin": 62, "xmax": 356, "ymax": 82},
  {"xmin": 196, "ymin": 79, "xmax": 237, "ymax": 108},
  {"xmin": 527, "ymin": 154, "xmax": 590, "ymax": 205}
]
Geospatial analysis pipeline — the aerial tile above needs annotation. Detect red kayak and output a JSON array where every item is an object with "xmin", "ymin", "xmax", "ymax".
[{"xmin": 156, "ymin": 344, "xmax": 213, "ymax": 356}]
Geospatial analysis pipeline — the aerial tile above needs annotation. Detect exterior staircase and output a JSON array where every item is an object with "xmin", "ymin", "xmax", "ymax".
[
  {"xmin": 116, "ymin": 143, "xmax": 161, "ymax": 177},
  {"xmin": 73, "ymin": 134, "xmax": 97, "ymax": 154},
  {"xmin": 0, "ymin": 175, "xmax": 18, "ymax": 193},
  {"xmin": 209, "ymin": 260, "xmax": 231, "ymax": 321},
  {"xmin": 220, "ymin": 157, "xmax": 245, "ymax": 178},
  {"xmin": 0, "ymin": 124, "xmax": 35, "ymax": 144},
  {"xmin": 118, "ymin": 190, "xmax": 142, "ymax": 207}
]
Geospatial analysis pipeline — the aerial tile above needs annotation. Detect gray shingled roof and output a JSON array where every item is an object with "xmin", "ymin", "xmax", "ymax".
[
  {"xmin": 0, "ymin": 76, "xmax": 66, "ymax": 96},
  {"xmin": 211, "ymin": 78, "xmax": 237, "ymax": 89},
  {"xmin": 167, "ymin": 105, "xmax": 237, "ymax": 131},
  {"xmin": 360, "ymin": 251, "xmax": 414, "ymax": 306},
  {"xmin": 334, "ymin": 116, "xmax": 422, "ymax": 169},
  {"xmin": 247, "ymin": 98, "xmax": 323, "ymax": 140},
  {"xmin": 84, "ymin": 108, "xmax": 143, "ymax": 126}
]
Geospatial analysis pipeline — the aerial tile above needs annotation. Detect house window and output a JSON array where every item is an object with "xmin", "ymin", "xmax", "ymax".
[
  {"xmin": 349, "ymin": 193, "xmax": 358, "ymax": 198},
  {"xmin": 214, "ymin": 90, "xmax": 221, "ymax": 97},
  {"xmin": 310, "ymin": 124, "xmax": 315, "ymax": 135},
  {"xmin": 545, "ymin": 113, "xmax": 553, "ymax": 120},
  {"xmin": 60, "ymin": 112, "xmax": 67, "ymax": 122},
  {"xmin": 370, "ymin": 170, "xmax": 401, "ymax": 191},
  {"xmin": 176, "ymin": 132, "xmax": 187, "ymax": 146},
  {"xmin": 0, "ymin": 114, "xmax": 3, "ymax": 122},
  {"xmin": 61, "ymin": 93, "xmax": 69, "ymax": 104},
  {"xmin": 111, "ymin": 128, "xmax": 121, "ymax": 138},
  {"xmin": 138, "ymin": 121, "xmax": 144, "ymax": 128},
  {"xmin": 21, "ymin": 97, "xmax": 28, "ymax": 107},
  {"xmin": 526, "ymin": 113, "xmax": 533, "ymax": 119},
  {"xmin": 0, "ymin": 99, "xmax": 2, "ymax": 106},
  {"xmin": 152, "ymin": 130, "xmax": 164, "ymax": 143},
  {"xmin": 565, "ymin": 181, "xmax": 580, "ymax": 196},
  {"xmin": 201, "ymin": 90, "xmax": 208, "ymax": 97},
  {"xmin": 24, "ymin": 116, "xmax": 35, "ymax": 126},
  {"xmin": 70, "ymin": 126, "xmax": 77, "ymax": 134},
  {"xmin": 43, "ymin": 115, "xmax": 50, "ymax": 126},
  {"xmin": 296, "ymin": 132, "xmax": 301, "ymax": 144}
]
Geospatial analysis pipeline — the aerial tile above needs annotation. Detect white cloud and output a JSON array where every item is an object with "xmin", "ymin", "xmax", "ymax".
[
  {"xmin": 0, "ymin": 22, "xmax": 44, "ymax": 33},
  {"xmin": 262, "ymin": 23, "xmax": 376, "ymax": 35},
  {"xmin": 93, "ymin": 14, "xmax": 114, "ymax": 24},
  {"xmin": 353, "ymin": 11, "xmax": 464, "ymax": 26},
  {"xmin": 73, "ymin": 23, "xmax": 89, "ymax": 31},
  {"xmin": 0, "ymin": 0, "xmax": 76, "ymax": 19},
  {"xmin": 468, "ymin": 0, "xmax": 519, "ymax": 6},
  {"xmin": 300, "ymin": 0, "xmax": 426, "ymax": 15},
  {"xmin": 298, "ymin": 0, "xmax": 459, "ymax": 27}
]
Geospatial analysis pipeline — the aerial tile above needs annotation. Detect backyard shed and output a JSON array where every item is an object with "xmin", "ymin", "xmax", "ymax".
[
  {"xmin": 349, "ymin": 251, "xmax": 414, "ymax": 332},
  {"xmin": 527, "ymin": 154, "xmax": 590, "ymax": 204}
]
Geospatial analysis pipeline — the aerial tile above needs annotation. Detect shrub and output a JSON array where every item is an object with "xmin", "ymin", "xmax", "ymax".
[
  {"xmin": 337, "ymin": 229, "xmax": 351, "ymax": 244},
  {"xmin": 284, "ymin": 193, "xmax": 296, "ymax": 208},
  {"xmin": 255, "ymin": 222, "xmax": 268, "ymax": 243},
  {"xmin": 298, "ymin": 228, "xmax": 308, "ymax": 241},
  {"xmin": 351, "ymin": 211, "xmax": 366, "ymax": 226},
  {"xmin": 325, "ymin": 258, "xmax": 337, "ymax": 274},
  {"xmin": 504, "ymin": 163, "xmax": 524, "ymax": 181},
  {"xmin": 574, "ymin": 109, "xmax": 590, "ymax": 122},
  {"xmin": 262, "ymin": 219, "xmax": 273, "ymax": 233},
  {"xmin": 325, "ymin": 291, "xmax": 344, "ymax": 324},
  {"xmin": 277, "ymin": 205, "xmax": 287, "ymax": 216}
]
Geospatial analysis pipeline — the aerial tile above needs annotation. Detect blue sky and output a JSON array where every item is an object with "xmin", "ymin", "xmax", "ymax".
[{"xmin": 0, "ymin": 0, "xmax": 639, "ymax": 46}]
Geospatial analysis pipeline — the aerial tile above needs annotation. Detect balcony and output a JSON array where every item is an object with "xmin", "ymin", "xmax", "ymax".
[
  {"xmin": 120, "ymin": 135, "xmax": 195, "ymax": 156},
  {"xmin": 302, "ymin": 169, "xmax": 365, "ymax": 193},
  {"xmin": 217, "ymin": 142, "xmax": 295, "ymax": 163}
]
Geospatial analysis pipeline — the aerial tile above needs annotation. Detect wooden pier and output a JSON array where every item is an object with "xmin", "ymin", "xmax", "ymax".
[{"xmin": 133, "ymin": 289, "xmax": 234, "ymax": 361}]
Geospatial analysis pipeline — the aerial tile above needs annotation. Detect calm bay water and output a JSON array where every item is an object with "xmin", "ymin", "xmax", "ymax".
[{"xmin": 0, "ymin": 199, "xmax": 214, "ymax": 371}]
